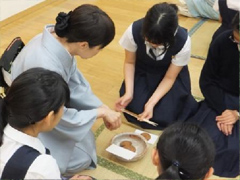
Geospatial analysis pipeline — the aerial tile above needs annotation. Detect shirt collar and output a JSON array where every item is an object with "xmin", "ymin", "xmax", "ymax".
[
  {"xmin": 145, "ymin": 42, "xmax": 167, "ymax": 60},
  {"xmin": 4, "ymin": 124, "xmax": 46, "ymax": 154},
  {"xmin": 42, "ymin": 25, "xmax": 74, "ymax": 68}
]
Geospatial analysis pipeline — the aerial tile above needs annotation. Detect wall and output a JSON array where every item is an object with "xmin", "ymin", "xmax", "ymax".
[{"xmin": 0, "ymin": 0, "xmax": 45, "ymax": 21}]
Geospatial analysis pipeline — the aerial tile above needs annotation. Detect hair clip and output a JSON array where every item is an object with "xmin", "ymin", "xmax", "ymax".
[
  {"xmin": 173, "ymin": 161, "xmax": 190, "ymax": 179},
  {"xmin": 173, "ymin": 160, "xmax": 180, "ymax": 167}
]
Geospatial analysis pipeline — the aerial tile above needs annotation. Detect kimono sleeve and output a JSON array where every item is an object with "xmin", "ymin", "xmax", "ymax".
[{"xmin": 68, "ymin": 64, "xmax": 102, "ymax": 110}]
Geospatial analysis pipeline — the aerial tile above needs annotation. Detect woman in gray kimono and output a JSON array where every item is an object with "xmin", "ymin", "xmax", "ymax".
[{"xmin": 9, "ymin": 4, "xmax": 121, "ymax": 175}]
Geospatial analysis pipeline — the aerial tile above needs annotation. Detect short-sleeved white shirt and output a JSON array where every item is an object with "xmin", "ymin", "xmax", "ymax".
[
  {"xmin": 0, "ymin": 124, "xmax": 61, "ymax": 179},
  {"xmin": 119, "ymin": 23, "xmax": 191, "ymax": 66},
  {"xmin": 227, "ymin": 0, "xmax": 240, "ymax": 11},
  {"xmin": 214, "ymin": 0, "xmax": 240, "ymax": 11}
]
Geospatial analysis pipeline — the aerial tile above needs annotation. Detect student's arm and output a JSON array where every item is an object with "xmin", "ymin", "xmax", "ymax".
[
  {"xmin": 139, "ymin": 63, "xmax": 183, "ymax": 120},
  {"xmin": 115, "ymin": 50, "xmax": 136, "ymax": 111},
  {"xmin": 199, "ymin": 39, "xmax": 226, "ymax": 114}
]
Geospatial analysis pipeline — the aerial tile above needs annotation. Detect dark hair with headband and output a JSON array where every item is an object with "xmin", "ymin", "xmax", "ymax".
[
  {"xmin": 142, "ymin": 2, "xmax": 179, "ymax": 55},
  {"xmin": 156, "ymin": 122, "xmax": 215, "ymax": 180},
  {"xmin": 54, "ymin": 4, "xmax": 115, "ymax": 49},
  {"xmin": 0, "ymin": 68, "xmax": 70, "ymax": 146}
]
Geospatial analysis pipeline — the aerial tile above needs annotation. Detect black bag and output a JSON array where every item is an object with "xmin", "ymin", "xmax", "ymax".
[{"xmin": 0, "ymin": 37, "xmax": 25, "ymax": 87}]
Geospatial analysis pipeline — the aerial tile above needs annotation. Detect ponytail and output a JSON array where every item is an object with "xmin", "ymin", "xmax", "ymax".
[
  {"xmin": 156, "ymin": 122, "xmax": 215, "ymax": 180},
  {"xmin": 157, "ymin": 161, "xmax": 190, "ymax": 179},
  {"xmin": 157, "ymin": 164, "xmax": 181, "ymax": 179}
]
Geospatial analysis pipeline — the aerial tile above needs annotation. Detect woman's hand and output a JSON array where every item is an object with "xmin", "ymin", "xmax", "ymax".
[
  {"xmin": 115, "ymin": 93, "xmax": 133, "ymax": 112},
  {"xmin": 216, "ymin": 109, "xmax": 239, "ymax": 125},
  {"xmin": 138, "ymin": 102, "xmax": 155, "ymax": 121},
  {"xmin": 98, "ymin": 105, "xmax": 122, "ymax": 130},
  {"xmin": 103, "ymin": 108, "xmax": 122, "ymax": 131}
]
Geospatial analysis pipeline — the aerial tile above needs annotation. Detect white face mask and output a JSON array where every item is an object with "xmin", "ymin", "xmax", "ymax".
[
  {"xmin": 145, "ymin": 41, "xmax": 168, "ymax": 56},
  {"xmin": 155, "ymin": 46, "xmax": 167, "ymax": 56}
]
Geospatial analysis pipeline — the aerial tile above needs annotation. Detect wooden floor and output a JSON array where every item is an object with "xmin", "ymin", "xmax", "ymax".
[
  {"xmin": 0, "ymin": 0, "xmax": 216, "ymax": 133},
  {"xmin": 1, "ymin": 0, "xmax": 232, "ymax": 179},
  {"xmin": 0, "ymin": 0, "xmax": 211, "ymax": 103}
]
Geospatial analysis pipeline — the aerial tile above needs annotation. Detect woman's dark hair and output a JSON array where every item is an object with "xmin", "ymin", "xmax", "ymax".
[
  {"xmin": 232, "ymin": 12, "xmax": 239, "ymax": 32},
  {"xmin": 142, "ymin": 2, "xmax": 179, "ymax": 54},
  {"xmin": 156, "ymin": 122, "xmax": 215, "ymax": 180},
  {"xmin": 55, "ymin": 4, "xmax": 115, "ymax": 48},
  {"xmin": 0, "ymin": 68, "xmax": 70, "ymax": 146}
]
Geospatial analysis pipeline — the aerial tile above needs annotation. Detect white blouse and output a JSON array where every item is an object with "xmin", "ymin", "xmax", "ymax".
[
  {"xmin": 0, "ymin": 124, "xmax": 61, "ymax": 179},
  {"xmin": 119, "ymin": 23, "xmax": 191, "ymax": 66}
]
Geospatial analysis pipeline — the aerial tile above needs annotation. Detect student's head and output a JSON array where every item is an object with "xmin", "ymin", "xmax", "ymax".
[
  {"xmin": 152, "ymin": 123, "xmax": 215, "ymax": 180},
  {"xmin": 54, "ymin": 4, "xmax": 115, "ymax": 52},
  {"xmin": 142, "ymin": 2, "xmax": 178, "ymax": 51},
  {"xmin": 231, "ymin": 12, "xmax": 239, "ymax": 48},
  {"xmin": 0, "ymin": 68, "xmax": 70, "ymax": 145}
]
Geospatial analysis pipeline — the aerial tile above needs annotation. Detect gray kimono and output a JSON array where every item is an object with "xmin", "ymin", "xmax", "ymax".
[{"xmin": 11, "ymin": 25, "xmax": 102, "ymax": 173}]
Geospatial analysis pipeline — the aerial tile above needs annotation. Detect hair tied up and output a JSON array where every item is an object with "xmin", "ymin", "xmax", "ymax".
[
  {"xmin": 172, "ymin": 161, "xmax": 190, "ymax": 179},
  {"xmin": 172, "ymin": 161, "xmax": 191, "ymax": 179},
  {"xmin": 55, "ymin": 11, "xmax": 72, "ymax": 37}
]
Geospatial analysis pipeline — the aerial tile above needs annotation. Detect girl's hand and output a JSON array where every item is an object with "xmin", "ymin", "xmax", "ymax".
[
  {"xmin": 115, "ymin": 93, "xmax": 133, "ymax": 112},
  {"xmin": 138, "ymin": 102, "xmax": 155, "ymax": 121},
  {"xmin": 216, "ymin": 109, "xmax": 239, "ymax": 125},
  {"xmin": 217, "ymin": 122, "xmax": 233, "ymax": 136}
]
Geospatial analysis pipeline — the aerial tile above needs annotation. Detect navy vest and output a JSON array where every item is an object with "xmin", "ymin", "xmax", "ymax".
[{"xmin": 1, "ymin": 145, "xmax": 50, "ymax": 179}]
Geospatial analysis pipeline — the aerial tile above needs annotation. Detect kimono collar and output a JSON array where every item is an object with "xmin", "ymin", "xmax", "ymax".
[{"xmin": 42, "ymin": 25, "xmax": 73, "ymax": 68}]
